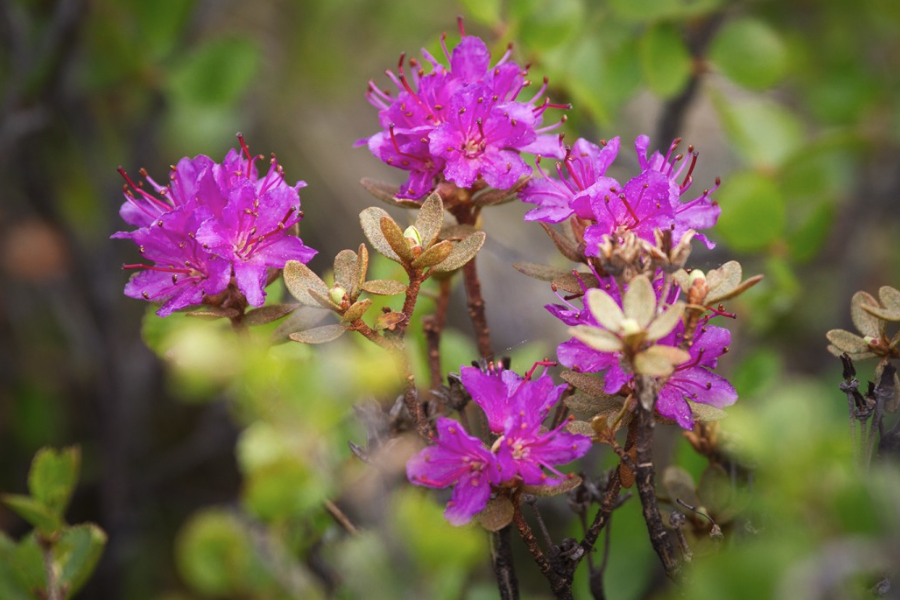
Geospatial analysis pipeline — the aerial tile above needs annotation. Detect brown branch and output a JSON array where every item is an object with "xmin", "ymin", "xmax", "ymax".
[
  {"xmin": 512, "ymin": 495, "xmax": 574, "ymax": 600},
  {"xmin": 491, "ymin": 527, "xmax": 520, "ymax": 600},
  {"xmin": 323, "ymin": 499, "xmax": 359, "ymax": 536},
  {"xmin": 423, "ymin": 278, "xmax": 452, "ymax": 391},
  {"xmin": 462, "ymin": 257, "xmax": 493, "ymax": 360},
  {"xmin": 634, "ymin": 375, "xmax": 680, "ymax": 579}
]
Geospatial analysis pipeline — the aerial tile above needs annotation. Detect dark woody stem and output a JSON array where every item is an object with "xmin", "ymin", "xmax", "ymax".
[
  {"xmin": 491, "ymin": 525, "xmax": 520, "ymax": 600},
  {"xmin": 448, "ymin": 200, "xmax": 493, "ymax": 361},
  {"xmin": 512, "ymin": 496, "xmax": 574, "ymax": 600},
  {"xmin": 633, "ymin": 375, "xmax": 680, "ymax": 578},
  {"xmin": 423, "ymin": 277, "xmax": 452, "ymax": 391}
]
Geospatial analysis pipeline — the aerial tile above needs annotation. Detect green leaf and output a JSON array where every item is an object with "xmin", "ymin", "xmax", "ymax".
[
  {"xmin": 714, "ymin": 97, "xmax": 805, "ymax": 170},
  {"xmin": 850, "ymin": 291, "xmax": 884, "ymax": 338},
  {"xmin": 715, "ymin": 171, "xmax": 786, "ymax": 253},
  {"xmin": 58, "ymin": 524, "xmax": 107, "ymax": 598},
  {"xmin": 289, "ymin": 324, "xmax": 347, "ymax": 344},
  {"xmin": 28, "ymin": 446, "xmax": 80, "ymax": 516},
  {"xmin": 709, "ymin": 18, "xmax": 790, "ymax": 90},
  {"xmin": 283, "ymin": 260, "xmax": 330, "ymax": 307},
  {"xmin": 360, "ymin": 207, "xmax": 402, "ymax": 262},
  {"xmin": 460, "ymin": 0, "xmax": 501, "ymax": 25},
  {"xmin": 430, "ymin": 232, "xmax": 486, "ymax": 273},
  {"xmin": 0, "ymin": 532, "xmax": 30, "ymax": 600},
  {"xmin": 645, "ymin": 303, "xmax": 685, "ymax": 342},
  {"xmin": 640, "ymin": 23, "xmax": 692, "ymax": 98},
  {"xmin": 514, "ymin": 0, "xmax": 584, "ymax": 51},
  {"xmin": 688, "ymin": 401, "xmax": 729, "ymax": 423},
  {"xmin": 609, "ymin": 0, "xmax": 723, "ymax": 21},
  {"xmin": 167, "ymin": 37, "xmax": 260, "ymax": 107},
  {"xmin": 1, "ymin": 494, "xmax": 62, "ymax": 535},
  {"xmin": 185, "ymin": 307, "xmax": 241, "ymax": 320},
  {"xmin": 414, "ymin": 193, "xmax": 444, "ymax": 248},
  {"xmin": 662, "ymin": 466, "xmax": 700, "ymax": 509},
  {"xmin": 825, "ymin": 329, "xmax": 870, "ymax": 355},
  {"xmin": 380, "ymin": 216, "xmax": 415, "ymax": 263},
  {"xmin": 360, "ymin": 279, "xmax": 407, "ymax": 296}
]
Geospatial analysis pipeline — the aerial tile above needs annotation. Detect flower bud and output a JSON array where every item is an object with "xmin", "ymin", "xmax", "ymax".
[
  {"xmin": 330, "ymin": 285, "xmax": 347, "ymax": 306},
  {"xmin": 689, "ymin": 270, "xmax": 706, "ymax": 285},
  {"xmin": 403, "ymin": 225, "xmax": 422, "ymax": 248},
  {"xmin": 621, "ymin": 317, "xmax": 642, "ymax": 337}
]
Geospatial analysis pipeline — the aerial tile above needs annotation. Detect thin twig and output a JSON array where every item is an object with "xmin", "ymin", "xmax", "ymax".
[
  {"xmin": 323, "ymin": 499, "xmax": 359, "ymax": 536},
  {"xmin": 491, "ymin": 527, "xmax": 520, "ymax": 600},
  {"xmin": 423, "ymin": 278, "xmax": 452, "ymax": 390}
]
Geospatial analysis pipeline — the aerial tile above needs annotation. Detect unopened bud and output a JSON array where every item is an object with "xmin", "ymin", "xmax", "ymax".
[
  {"xmin": 403, "ymin": 225, "xmax": 422, "ymax": 247},
  {"xmin": 689, "ymin": 270, "xmax": 706, "ymax": 284},
  {"xmin": 329, "ymin": 285, "xmax": 347, "ymax": 305},
  {"xmin": 621, "ymin": 317, "xmax": 642, "ymax": 336}
]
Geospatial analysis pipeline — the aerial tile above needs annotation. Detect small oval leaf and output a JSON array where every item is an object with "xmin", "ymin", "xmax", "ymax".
[
  {"xmin": 477, "ymin": 496, "xmax": 515, "ymax": 532},
  {"xmin": 360, "ymin": 207, "xmax": 402, "ymax": 262},
  {"xmin": 341, "ymin": 299, "xmax": 373, "ymax": 323},
  {"xmin": 431, "ymin": 231, "xmax": 486, "ymax": 273},
  {"xmin": 412, "ymin": 240, "xmax": 454, "ymax": 268},
  {"xmin": 414, "ymin": 193, "xmax": 444, "ymax": 248},
  {"xmin": 521, "ymin": 475, "xmax": 583, "ymax": 497},
  {"xmin": 825, "ymin": 329, "xmax": 870, "ymax": 354},
  {"xmin": 243, "ymin": 303, "xmax": 299, "ymax": 326},
  {"xmin": 360, "ymin": 279, "xmax": 408, "ymax": 296},
  {"xmin": 289, "ymin": 324, "xmax": 347, "ymax": 344},
  {"xmin": 360, "ymin": 177, "xmax": 423, "ymax": 208},
  {"xmin": 334, "ymin": 249, "xmax": 359, "ymax": 295},
  {"xmin": 514, "ymin": 262, "xmax": 572, "ymax": 282},
  {"xmin": 284, "ymin": 260, "xmax": 330, "ymax": 306}
]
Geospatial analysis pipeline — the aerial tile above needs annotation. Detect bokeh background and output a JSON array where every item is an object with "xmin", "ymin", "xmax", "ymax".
[{"xmin": 2, "ymin": 0, "xmax": 900, "ymax": 598}]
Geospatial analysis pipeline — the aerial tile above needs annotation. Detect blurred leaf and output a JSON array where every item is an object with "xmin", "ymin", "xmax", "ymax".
[
  {"xmin": 825, "ymin": 329, "xmax": 869, "ymax": 355},
  {"xmin": 513, "ymin": 0, "xmax": 584, "ymax": 51},
  {"xmin": 709, "ymin": 18, "xmax": 790, "ymax": 90},
  {"xmin": 640, "ymin": 23, "xmax": 692, "ymax": 98},
  {"xmin": 167, "ymin": 37, "xmax": 260, "ymax": 106},
  {"xmin": 688, "ymin": 400, "xmax": 729, "ymax": 422},
  {"xmin": 715, "ymin": 97, "xmax": 805, "ymax": 170},
  {"xmin": 459, "ymin": 0, "xmax": 501, "ymax": 25},
  {"xmin": 476, "ymin": 496, "xmax": 514, "ymax": 532},
  {"xmin": 135, "ymin": 0, "xmax": 193, "ymax": 59},
  {"xmin": 284, "ymin": 260, "xmax": 330, "ymax": 307},
  {"xmin": 0, "ymin": 532, "xmax": 29, "ymax": 600},
  {"xmin": 608, "ymin": 0, "xmax": 722, "ymax": 21},
  {"xmin": 360, "ymin": 279, "xmax": 408, "ymax": 296},
  {"xmin": 243, "ymin": 303, "xmax": 299, "ymax": 326},
  {"xmin": 787, "ymin": 201, "xmax": 834, "ymax": 263},
  {"xmin": 289, "ymin": 324, "xmax": 347, "ymax": 344},
  {"xmin": 513, "ymin": 262, "xmax": 570, "ymax": 282},
  {"xmin": 57, "ymin": 524, "xmax": 107, "ymax": 598},
  {"xmin": 176, "ymin": 509, "xmax": 267, "ymax": 596},
  {"xmin": 359, "ymin": 178, "xmax": 423, "ymax": 209},
  {"xmin": 28, "ymin": 446, "xmax": 80, "ymax": 517},
  {"xmin": 715, "ymin": 171, "xmax": 785, "ymax": 253},
  {"xmin": 730, "ymin": 349, "xmax": 782, "ymax": 398},
  {"xmin": 522, "ymin": 475, "xmax": 583, "ymax": 497},
  {"xmin": 552, "ymin": 271, "xmax": 599, "ymax": 294},
  {"xmin": 662, "ymin": 466, "xmax": 700, "ymax": 509},
  {"xmin": 333, "ymin": 249, "xmax": 360, "ymax": 295},
  {"xmin": 1, "ymin": 495, "xmax": 62, "ymax": 535}
]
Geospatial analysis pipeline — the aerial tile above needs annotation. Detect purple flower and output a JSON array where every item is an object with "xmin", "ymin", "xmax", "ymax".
[
  {"xmin": 113, "ymin": 136, "xmax": 316, "ymax": 315},
  {"xmin": 360, "ymin": 20, "xmax": 566, "ymax": 200},
  {"xmin": 406, "ymin": 417, "xmax": 501, "ymax": 526},
  {"xmin": 656, "ymin": 323, "xmax": 737, "ymax": 429},
  {"xmin": 460, "ymin": 363, "xmax": 566, "ymax": 434},
  {"xmin": 494, "ymin": 413, "xmax": 592, "ymax": 486},
  {"xmin": 519, "ymin": 135, "xmax": 722, "ymax": 251}
]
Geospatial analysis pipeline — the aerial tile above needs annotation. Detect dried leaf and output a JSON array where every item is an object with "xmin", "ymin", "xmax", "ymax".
[
  {"xmin": 635, "ymin": 345, "xmax": 690, "ymax": 377},
  {"xmin": 243, "ymin": 303, "xmax": 299, "ymax": 326},
  {"xmin": 380, "ymin": 215, "xmax": 414, "ymax": 263},
  {"xmin": 879, "ymin": 286, "xmax": 900, "ymax": 313},
  {"xmin": 570, "ymin": 325, "xmax": 622, "ymax": 352},
  {"xmin": 414, "ymin": 193, "xmax": 444, "ymax": 248},
  {"xmin": 284, "ymin": 260, "xmax": 330, "ymax": 307},
  {"xmin": 539, "ymin": 222, "xmax": 584, "ymax": 263},
  {"xmin": 438, "ymin": 223, "xmax": 477, "ymax": 241},
  {"xmin": 412, "ymin": 240, "xmax": 453, "ymax": 268},
  {"xmin": 646, "ymin": 303, "xmax": 685, "ymax": 341},
  {"xmin": 565, "ymin": 420, "xmax": 596, "ymax": 436},
  {"xmin": 360, "ymin": 177, "xmax": 423, "ymax": 208},
  {"xmin": 624, "ymin": 275, "xmax": 655, "ymax": 328},
  {"xmin": 874, "ymin": 362, "xmax": 900, "ymax": 413},
  {"xmin": 706, "ymin": 261, "xmax": 742, "ymax": 301},
  {"xmin": 585, "ymin": 289, "xmax": 624, "ymax": 331},
  {"xmin": 356, "ymin": 244, "xmax": 370, "ymax": 292},
  {"xmin": 663, "ymin": 466, "xmax": 700, "ymax": 509},
  {"xmin": 477, "ymin": 496, "xmax": 515, "ymax": 532},
  {"xmin": 688, "ymin": 400, "xmax": 729, "ymax": 422},
  {"xmin": 708, "ymin": 274, "xmax": 763, "ymax": 303},
  {"xmin": 431, "ymin": 231, "xmax": 486, "ymax": 273},
  {"xmin": 375, "ymin": 311, "xmax": 407, "ymax": 331},
  {"xmin": 471, "ymin": 176, "xmax": 530, "ymax": 206},
  {"xmin": 359, "ymin": 207, "xmax": 402, "ymax": 262},
  {"xmin": 341, "ymin": 299, "xmax": 373, "ymax": 323},
  {"xmin": 560, "ymin": 370, "xmax": 614, "ymax": 400},
  {"xmin": 513, "ymin": 262, "xmax": 571, "ymax": 282},
  {"xmin": 521, "ymin": 475, "xmax": 583, "ymax": 497},
  {"xmin": 551, "ymin": 271, "xmax": 599, "ymax": 294},
  {"xmin": 289, "ymin": 324, "xmax": 347, "ymax": 344},
  {"xmin": 565, "ymin": 391, "xmax": 623, "ymax": 418},
  {"xmin": 360, "ymin": 279, "xmax": 408, "ymax": 296},
  {"xmin": 334, "ymin": 249, "xmax": 359, "ymax": 295},
  {"xmin": 185, "ymin": 307, "xmax": 240, "ymax": 320},
  {"xmin": 825, "ymin": 329, "xmax": 870, "ymax": 354}
]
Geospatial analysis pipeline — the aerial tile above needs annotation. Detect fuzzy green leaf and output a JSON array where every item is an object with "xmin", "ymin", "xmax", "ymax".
[
  {"xmin": 356, "ymin": 244, "xmax": 370, "ymax": 293},
  {"xmin": 360, "ymin": 279, "xmax": 408, "ymax": 296},
  {"xmin": 640, "ymin": 23, "xmax": 692, "ymax": 98},
  {"xmin": 412, "ymin": 240, "xmax": 454, "ymax": 268},
  {"xmin": 709, "ymin": 18, "xmax": 790, "ymax": 90},
  {"xmin": 564, "ymin": 391, "xmax": 623, "ymax": 419},
  {"xmin": 58, "ymin": 524, "xmax": 107, "ymax": 597},
  {"xmin": 380, "ymin": 215, "xmax": 415, "ymax": 263},
  {"xmin": 715, "ymin": 170, "xmax": 786, "ymax": 252},
  {"xmin": 476, "ymin": 496, "xmax": 514, "ymax": 532},
  {"xmin": 513, "ymin": 262, "xmax": 571, "ymax": 282},
  {"xmin": 688, "ymin": 400, "xmax": 729, "ymax": 423},
  {"xmin": 635, "ymin": 345, "xmax": 690, "ymax": 377},
  {"xmin": 1, "ymin": 495, "xmax": 62, "ymax": 534},
  {"xmin": 646, "ymin": 303, "xmax": 685, "ymax": 342},
  {"xmin": 585, "ymin": 289, "xmax": 624, "ymax": 331},
  {"xmin": 851, "ymin": 291, "xmax": 885, "ymax": 337},
  {"xmin": 560, "ymin": 370, "xmax": 614, "ymax": 401},
  {"xmin": 431, "ymin": 232, "xmax": 486, "ymax": 273},
  {"xmin": 185, "ymin": 307, "xmax": 241, "ymax": 320},
  {"xmin": 825, "ymin": 329, "xmax": 871, "ymax": 354},
  {"xmin": 624, "ymin": 275, "xmax": 655, "ymax": 327},
  {"xmin": 414, "ymin": 193, "xmax": 444, "ymax": 248},
  {"xmin": 283, "ymin": 260, "xmax": 330, "ymax": 307},
  {"xmin": 359, "ymin": 207, "xmax": 402, "ymax": 262},
  {"xmin": 29, "ymin": 446, "xmax": 80, "ymax": 517},
  {"xmin": 341, "ymin": 299, "xmax": 372, "ymax": 323},
  {"xmin": 242, "ymin": 304, "xmax": 299, "ymax": 326},
  {"xmin": 375, "ymin": 311, "xmax": 408, "ymax": 332},
  {"xmin": 570, "ymin": 325, "xmax": 622, "ymax": 353},
  {"xmin": 333, "ymin": 249, "xmax": 359, "ymax": 295}
]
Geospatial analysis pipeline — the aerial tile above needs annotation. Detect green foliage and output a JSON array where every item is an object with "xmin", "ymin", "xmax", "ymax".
[
  {"xmin": 640, "ymin": 23, "xmax": 692, "ymax": 98},
  {"xmin": 715, "ymin": 171, "xmax": 785, "ymax": 253},
  {"xmin": 709, "ymin": 18, "xmax": 790, "ymax": 90}
]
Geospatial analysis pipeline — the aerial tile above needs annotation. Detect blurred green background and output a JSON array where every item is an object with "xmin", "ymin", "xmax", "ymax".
[{"xmin": 1, "ymin": 0, "xmax": 899, "ymax": 598}]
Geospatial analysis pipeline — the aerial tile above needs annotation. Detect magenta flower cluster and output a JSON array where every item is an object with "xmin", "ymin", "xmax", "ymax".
[
  {"xmin": 547, "ymin": 272, "xmax": 737, "ymax": 430},
  {"xmin": 360, "ymin": 21, "xmax": 566, "ymax": 200},
  {"xmin": 406, "ymin": 365, "xmax": 591, "ymax": 525},
  {"xmin": 520, "ymin": 135, "xmax": 721, "ymax": 250},
  {"xmin": 112, "ymin": 138, "xmax": 316, "ymax": 316}
]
